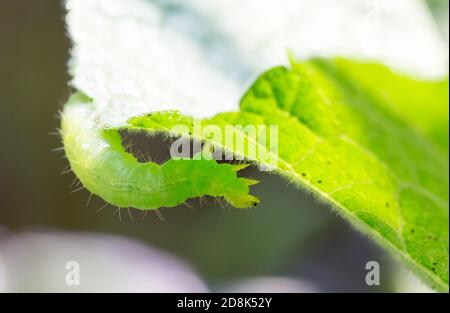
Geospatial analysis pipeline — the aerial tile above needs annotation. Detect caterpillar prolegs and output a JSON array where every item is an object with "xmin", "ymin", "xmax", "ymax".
[{"xmin": 61, "ymin": 93, "xmax": 259, "ymax": 210}]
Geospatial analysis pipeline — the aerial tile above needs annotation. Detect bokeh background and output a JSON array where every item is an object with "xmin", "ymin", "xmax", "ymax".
[{"xmin": 0, "ymin": 0, "xmax": 448, "ymax": 292}]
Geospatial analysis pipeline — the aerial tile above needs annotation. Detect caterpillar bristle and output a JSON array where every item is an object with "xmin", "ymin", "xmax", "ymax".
[
  {"xmin": 140, "ymin": 210, "xmax": 148, "ymax": 221},
  {"xmin": 127, "ymin": 208, "xmax": 135, "ymax": 223},
  {"xmin": 183, "ymin": 201, "xmax": 195, "ymax": 210},
  {"xmin": 201, "ymin": 196, "xmax": 211, "ymax": 207},
  {"xmin": 70, "ymin": 186, "xmax": 85, "ymax": 193},
  {"xmin": 86, "ymin": 193, "xmax": 93, "ymax": 207},
  {"xmin": 216, "ymin": 197, "xmax": 227, "ymax": 208},
  {"xmin": 113, "ymin": 207, "xmax": 122, "ymax": 223},
  {"xmin": 49, "ymin": 130, "xmax": 61, "ymax": 137},
  {"xmin": 60, "ymin": 166, "xmax": 72, "ymax": 175},
  {"xmin": 95, "ymin": 202, "xmax": 109, "ymax": 214},
  {"xmin": 69, "ymin": 177, "xmax": 79, "ymax": 189},
  {"xmin": 155, "ymin": 209, "xmax": 165, "ymax": 221},
  {"xmin": 51, "ymin": 146, "xmax": 65, "ymax": 152}
]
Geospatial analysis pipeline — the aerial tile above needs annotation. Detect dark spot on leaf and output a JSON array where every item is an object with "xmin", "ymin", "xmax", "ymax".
[
  {"xmin": 301, "ymin": 173, "xmax": 307, "ymax": 177},
  {"xmin": 385, "ymin": 202, "xmax": 389, "ymax": 207},
  {"xmin": 411, "ymin": 229, "xmax": 415, "ymax": 234},
  {"xmin": 317, "ymin": 180, "xmax": 322, "ymax": 184},
  {"xmin": 432, "ymin": 267, "xmax": 436, "ymax": 271}
]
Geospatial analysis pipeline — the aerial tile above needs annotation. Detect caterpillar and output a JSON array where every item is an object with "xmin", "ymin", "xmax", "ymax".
[{"xmin": 61, "ymin": 93, "xmax": 259, "ymax": 210}]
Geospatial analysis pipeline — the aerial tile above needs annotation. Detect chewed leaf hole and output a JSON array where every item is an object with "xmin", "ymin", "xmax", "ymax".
[
  {"xmin": 120, "ymin": 130, "xmax": 179, "ymax": 164},
  {"xmin": 119, "ymin": 130, "xmax": 255, "ymax": 172}
]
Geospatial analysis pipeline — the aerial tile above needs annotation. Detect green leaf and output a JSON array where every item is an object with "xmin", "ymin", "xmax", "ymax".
[
  {"xmin": 62, "ymin": 59, "xmax": 449, "ymax": 290},
  {"xmin": 248, "ymin": 60, "xmax": 449, "ymax": 291},
  {"xmin": 62, "ymin": 0, "xmax": 449, "ymax": 291}
]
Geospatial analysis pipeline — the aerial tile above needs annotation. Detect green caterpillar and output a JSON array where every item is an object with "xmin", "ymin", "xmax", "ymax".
[{"xmin": 61, "ymin": 93, "xmax": 259, "ymax": 210}]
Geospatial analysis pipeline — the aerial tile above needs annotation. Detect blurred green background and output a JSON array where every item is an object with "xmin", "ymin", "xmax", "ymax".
[{"xmin": 0, "ymin": 0, "xmax": 447, "ymax": 292}]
